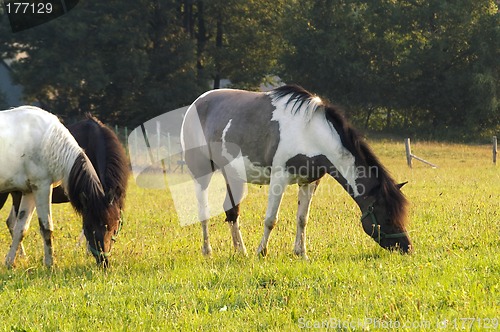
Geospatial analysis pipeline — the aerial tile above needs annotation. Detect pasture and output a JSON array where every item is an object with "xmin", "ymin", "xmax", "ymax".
[{"xmin": 0, "ymin": 140, "xmax": 498, "ymax": 331}]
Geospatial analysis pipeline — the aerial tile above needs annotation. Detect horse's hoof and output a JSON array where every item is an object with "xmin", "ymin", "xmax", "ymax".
[
  {"xmin": 257, "ymin": 246, "xmax": 268, "ymax": 257},
  {"xmin": 44, "ymin": 258, "xmax": 54, "ymax": 268},
  {"xmin": 293, "ymin": 249, "xmax": 309, "ymax": 260},
  {"xmin": 202, "ymin": 245, "xmax": 213, "ymax": 256},
  {"xmin": 233, "ymin": 244, "xmax": 247, "ymax": 256},
  {"xmin": 5, "ymin": 257, "xmax": 16, "ymax": 269}
]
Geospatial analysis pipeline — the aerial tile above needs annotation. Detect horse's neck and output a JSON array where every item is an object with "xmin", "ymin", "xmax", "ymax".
[
  {"xmin": 41, "ymin": 123, "xmax": 83, "ymax": 186},
  {"xmin": 327, "ymin": 160, "xmax": 380, "ymax": 210}
]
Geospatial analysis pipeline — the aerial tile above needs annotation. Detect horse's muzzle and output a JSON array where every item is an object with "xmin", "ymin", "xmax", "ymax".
[
  {"xmin": 94, "ymin": 252, "xmax": 110, "ymax": 268},
  {"xmin": 380, "ymin": 237, "xmax": 413, "ymax": 254}
]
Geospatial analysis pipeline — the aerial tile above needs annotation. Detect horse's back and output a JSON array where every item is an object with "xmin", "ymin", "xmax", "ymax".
[
  {"xmin": 184, "ymin": 89, "xmax": 280, "ymax": 170},
  {"xmin": 0, "ymin": 106, "xmax": 70, "ymax": 192},
  {"xmin": 1, "ymin": 106, "xmax": 59, "ymax": 126},
  {"xmin": 0, "ymin": 107, "xmax": 54, "ymax": 176},
  {"xmin": 0, "ymin": 107, "xmax": 60, "ymax": 145},
  {"xmin": 193, "ymin": 89, "xmax": 272, "ymax": 130}
]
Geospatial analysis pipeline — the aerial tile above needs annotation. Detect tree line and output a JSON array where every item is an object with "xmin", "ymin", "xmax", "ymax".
[{"xmin": 0, "ymin": 0, "xmax": 498, "ymax": 140}]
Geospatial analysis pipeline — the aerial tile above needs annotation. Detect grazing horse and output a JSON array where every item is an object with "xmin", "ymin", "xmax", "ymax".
[
  {"xmin": 0, "ymin": 114, "xmax": 128, "ymax": 264},
  {"xmin": 0, "ymin": 106, "xmax": 121, "ymax": 267},
  {"xmin": 181, "ymin": 85, "xmax": 411, "ymax": 258}
]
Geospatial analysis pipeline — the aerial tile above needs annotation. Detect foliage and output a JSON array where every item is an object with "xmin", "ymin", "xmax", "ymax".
[
  {"xmin": 201, "ymin": 0, "xmax": 286, "ymax": 90},
  {"xmin": 0, "ymin": 140, "xmax": 498, "ymax": 330},
  {"xmin": 0, "ymin": 1, "xmax": 206, "ymax": 126},
  {"xmin": 0, "ymin": 1, "xmax": 498, "ymax": 138},
  {"xmin": 280, "ymin": 0, "xmax": 500, "ymax": 140},
  {"xmin": 0, "ymin": 0, "xmax": 285, "ymax": 125}
]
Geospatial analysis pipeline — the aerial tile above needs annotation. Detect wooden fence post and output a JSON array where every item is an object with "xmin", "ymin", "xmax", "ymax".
[
  {"xmin": 493, "ymin": 136, "xmax": 497, "ymax": 165},
  {"xmin": 404, "ymin": 138, "xmax": 437, "ymax": 168},
  {"xmin": 156, "ymin": 121, "xmax": 161, "ymax": 162},
  {"xmin": 405, "ymin": 138, "xmax": 413, "ymax": 168},
  {"xmin": 124, "ymin": 126, "xmax": 128, "ymax": 154},
  {"xmin": 167, "ymin": 132, "xmax": 172, "ymax": 172}
]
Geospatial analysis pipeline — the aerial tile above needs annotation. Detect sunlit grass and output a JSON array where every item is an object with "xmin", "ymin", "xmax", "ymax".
[{"xmin": 0, "ymin": 139, "xmax": 498, "ymax": 331}]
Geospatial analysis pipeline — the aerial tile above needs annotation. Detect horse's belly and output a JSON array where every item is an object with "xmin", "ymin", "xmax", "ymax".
[
  {"xmin": 0, "ymin": 174, "xmax": 29, "ymax": 192},
  {"xmin": 220, "ymin": 155, "xmax": 270, "ymax": 185},
  {"xmin": 236, "ymin": 157, "xmax": 313, "ymax": 185},
  {"xmin": 0, "ymin": 150, "xmax": 51, "ymax": 192},
  {"xmin": 244, "ymin": 160, "xmax": 272, "ymax": 185},
  {"xmin": 0, "ymin": 149, "xmax": 27, "ymax": 192}
]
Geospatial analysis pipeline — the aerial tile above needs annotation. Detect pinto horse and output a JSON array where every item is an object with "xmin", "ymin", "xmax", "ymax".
[
  {"xmin": 0, "ymin": 107, "xmax": 123, "ymax": 267},
  {"xmin": 0, "ymin": 113, "xmax": 128, "ymax": 265},
  {"xmin": 181, "ymin": 85, "xmax": 411, "ymax": 258}
]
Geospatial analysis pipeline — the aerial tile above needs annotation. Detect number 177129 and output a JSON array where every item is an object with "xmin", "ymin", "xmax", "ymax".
[{"xmin": 5, "ymin": 2, "xmax": 53, "ymax": 14}]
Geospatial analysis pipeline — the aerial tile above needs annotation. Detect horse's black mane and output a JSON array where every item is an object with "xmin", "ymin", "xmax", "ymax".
[
  {"xmin": 67, "ymin": 114, "xmax": 128, "ymax": 229},
  {"xmin": 67, "ymin": 153, "xmax": 106, "ymax": 217},
  {"xmin": 270, "ymin": 85, "xmax": 408, "ymax": 230},
  {"xmin": 83, "ymin": 114, "xmax": 129, "ymax": 211},
  {"xmin": 271, "ymin": 85, "xmax": 321, "ymax": 114}
]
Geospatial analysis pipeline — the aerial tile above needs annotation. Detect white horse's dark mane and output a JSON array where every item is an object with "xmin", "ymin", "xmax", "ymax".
[
  {"xmin": 81, "ymin": 114, "xmax": 129, "ymax": 211},
  {"xmin": 270, "ymin": 84, "xmax": 322, "ymax": 115},
  {"xmin": 67, "ymin": 152, "xmax": 110, "ymax": 221}
]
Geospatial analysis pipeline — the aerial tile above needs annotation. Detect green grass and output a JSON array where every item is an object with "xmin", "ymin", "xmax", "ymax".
[{"xmin": 0, "ymin": 140, "xmax": 498, "ymax": 331}]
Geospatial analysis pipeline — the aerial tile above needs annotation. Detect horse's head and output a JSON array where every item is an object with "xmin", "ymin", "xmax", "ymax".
[
  {"xmin": 81, "ymin": 189, "xmax": 123, "ymax": 267},
  {"xmin": 359, "ymin": 182, "xmax": 412, "ymax": 253}
]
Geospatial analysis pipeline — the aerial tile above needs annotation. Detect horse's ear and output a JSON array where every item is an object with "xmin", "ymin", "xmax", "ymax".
[
  {"xmin": 397, "ymin": 181, "xmax": 408, "ymax": 189},
  {"xmin": 106, "ymin": 188, "xmax": 115, "ymax": 206}
]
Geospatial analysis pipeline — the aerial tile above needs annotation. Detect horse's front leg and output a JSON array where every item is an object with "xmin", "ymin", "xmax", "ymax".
[
  {"xmin": 5, "ymin": 193, "xmax": 36, "ymax": 268},
  {"xmin": 257, "ymin": 170, "xmax": 289, "ymax": 257},
  {"xmin": 33, "ymin": 184, "xmax": 54, "ymax": 268},
  {"xmin": 294, "ymin": 181, "xmax": 319, "ymax": 259}
]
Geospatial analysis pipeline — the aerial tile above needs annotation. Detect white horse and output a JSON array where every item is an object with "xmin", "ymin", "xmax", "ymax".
[
  {"xmin": 0, "ymin": 106, "xmax": 121, "ymax": 268},
  {"xmin": 181, "ymin": 85, "xmax": 411, "ymax": 258}
]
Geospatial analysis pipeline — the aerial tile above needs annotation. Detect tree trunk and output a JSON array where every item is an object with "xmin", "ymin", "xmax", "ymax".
[
  {"xmin": 386, "ymin": 108, "xmax": 392, "ymax": 129},
  {"xmin": 196, "ymin": 0, "xmax": 208, "ymax": 85},
  {"xmin": 364, "ymin": 106, "xmax": 375, "ymax": 129},
  {"xmin": 213, "ymin": 11, "xmax": 223, "ymax": 89}
]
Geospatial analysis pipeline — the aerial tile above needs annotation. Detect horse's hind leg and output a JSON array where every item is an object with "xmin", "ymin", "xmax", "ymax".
[
  {"xmin": 294, "ymin": 181, "xmax": 319, "ymax": 260},
  {"xmin": 33, "ymin": 184, "xmax": 54, "ymax": 267},
  {"xmin": 6, "ymin": 192, "xmax": 27, "ymax": 257},
  {"xmin": 5, "ymin": 193, "xmax": 36, "ymax": 268},
  {"xmin": 194, "ymin": 175, "xmax": 214, "ymax": 256}
]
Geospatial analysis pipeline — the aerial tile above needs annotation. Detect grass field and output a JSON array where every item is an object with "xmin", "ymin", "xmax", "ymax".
[{"xmin": 0, "ymin": 140, "xmax": 498, "ymax": 331}]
